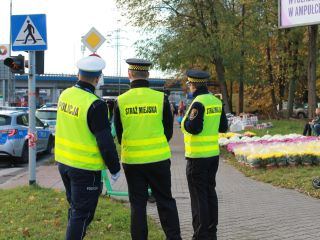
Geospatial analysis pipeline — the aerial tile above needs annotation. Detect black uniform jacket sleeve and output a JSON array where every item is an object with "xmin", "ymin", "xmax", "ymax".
[
  {"xmin": 113, "ymin": 100, "xmax": 123, "ymax": 145},
  {"xmin": 113, "ymin": 79, "xmax": 173, "ymax": 144},
  {"xmin": 162, "ymin": 95, "xmax": 174, "ymax": 141},
  {"xmin": 87, "ymin": 100, "xmax": 121, "ymax": 174},
  {"xmin": 183, "ymin": 97, "xmax": 228, "ymax": 134},
  {"xmin": 75, "ymin": 80, "xmax": 120, "ymax": 174}
]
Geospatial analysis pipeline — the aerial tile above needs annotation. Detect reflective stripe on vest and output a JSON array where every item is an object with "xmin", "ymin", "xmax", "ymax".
[
  {"xmin": 181, "ymin": 93, "xmax": 222, "ymax": 158},
  {"xmin": 55, "ymin": 87, "xmax": 105, "ymax": 170},
  {"xmin": 118, "ymin": 87, "xmax": 171, "ymax": 164}
]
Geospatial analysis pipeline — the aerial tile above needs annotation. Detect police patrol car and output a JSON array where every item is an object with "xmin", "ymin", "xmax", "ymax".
[{"xmin": 0, "ymin": 109, "xmax": 54, "ymax": 163}]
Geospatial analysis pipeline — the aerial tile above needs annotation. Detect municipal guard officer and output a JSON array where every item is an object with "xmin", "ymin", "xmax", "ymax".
[
  {"xmin": 55, "ymin": 54, "xmax": 121, "ymax": 240},
  {"xmin": 113, "ymin": 58, "xmax": 182, "ymax": 240},
  {"xmin": 181, "ymin": 69, "xmax": 228, "ymax": 240}
]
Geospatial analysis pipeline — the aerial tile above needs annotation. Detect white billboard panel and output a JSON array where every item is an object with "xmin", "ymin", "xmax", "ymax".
[{"xmin": 279, "ymin": 0, "xmax": 320, "ymax": 28}]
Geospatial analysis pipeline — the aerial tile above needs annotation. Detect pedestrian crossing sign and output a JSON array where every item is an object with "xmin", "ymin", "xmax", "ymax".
[{"xmin": 11, "ymin": 14, "xmax": 47, "ymax": 51}]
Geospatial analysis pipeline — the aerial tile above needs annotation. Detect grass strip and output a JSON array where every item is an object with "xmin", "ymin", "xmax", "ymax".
[{"xmin": 0, "ymin": 186, "xmax": 164, "ymax": 240}]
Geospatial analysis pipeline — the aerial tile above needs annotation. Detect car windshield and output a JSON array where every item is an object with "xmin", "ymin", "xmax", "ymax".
[
  {"xmin": 0, "ymin": 115, "xmax": 11, "ymax": 126},
  {"xmin": 36, "ymin": 111, "xmax": 57, "ymax": 120},
  {"xmin": 40, "ymin": 103, "xmax": 57, "ymax": 108}
]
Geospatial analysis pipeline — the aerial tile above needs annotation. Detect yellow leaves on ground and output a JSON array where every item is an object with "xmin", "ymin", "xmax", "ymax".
[
  {"xmin": 107, "ymin": 223, "xmax": 112, "ymax": 231},
  {"xmin": 18, "ymin": 227, "xmax": 30, "ymax": 238},
  {"xmin": 28, "ymin": 195, "xmax": 35, "ymax": 201}
]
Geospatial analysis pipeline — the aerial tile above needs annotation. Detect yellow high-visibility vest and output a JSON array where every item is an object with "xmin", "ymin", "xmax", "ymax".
[
  {"xmin": 118, "ymin": 87, "xmax": 171, "ymax": 164},
  {"xmin": 55, "ymin": 87, "xmax": 105, "ymax": 170},
  {"xmin": 181, "ymin": 93, "xmax": 222, "ymax": 158}
]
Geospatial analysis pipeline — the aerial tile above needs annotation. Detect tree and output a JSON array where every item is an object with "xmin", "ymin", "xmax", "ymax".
[
  {"xmin": 116, "ymin": 0, "xmax": 239, "ymax": 113},
  {"xmin": 308, "ymin": 25, "xmax": 318, "ymax": 118},
  {"xmin": 116, "ymin": 0, "xmax": 318, "ymax": 117}
]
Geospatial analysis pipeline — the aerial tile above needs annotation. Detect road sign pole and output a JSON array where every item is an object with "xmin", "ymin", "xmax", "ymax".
[
  {"xmin": 11, "ymin": 14, "xmax": 46, "ymax": 185},
  {"xmin": 28, "ymin": 51, "xmax": 37, "ymax": 185}
]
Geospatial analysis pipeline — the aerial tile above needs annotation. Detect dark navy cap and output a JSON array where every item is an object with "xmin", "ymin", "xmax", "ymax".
[
  {"xmin": 186, "ymin": 69, "xmax": 210, "ymax": 83},
  {"xmin": 126, "ymin": 58, "xmax": 152, "ymax": 71}
]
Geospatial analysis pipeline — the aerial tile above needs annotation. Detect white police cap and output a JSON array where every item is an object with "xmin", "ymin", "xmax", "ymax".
[{"xmin": 76, "ymin": 54, "xmax": 106, "ymax": 77}]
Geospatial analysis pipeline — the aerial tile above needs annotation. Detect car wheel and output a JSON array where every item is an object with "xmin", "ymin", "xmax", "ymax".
[
  {"xmin": 298, "ymin": 112, "xmax": 306, "ymax": 119},
  {"xmin": 45, "ymin": 136, "xmax": 53, "ymax": 154},
  {"xmin": 20, "ymin": 143, "xmax": 29, "ymax": 163}
]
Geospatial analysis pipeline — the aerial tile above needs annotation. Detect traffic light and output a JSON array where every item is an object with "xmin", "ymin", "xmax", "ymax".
[
  {"xmin": 3, "ymin": 54, "xmax": 25, "ymax": 74},
  {"xmin": 35, "ymin": 51, "xmax": 44, "ymax": 74},
  {"xmin": 23, "ymin": 51, "xmax": 45, "ymax": 74}
]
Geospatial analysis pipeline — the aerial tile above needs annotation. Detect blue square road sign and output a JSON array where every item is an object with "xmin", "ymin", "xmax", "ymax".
[{"xmin": 11, "ymin": 14, "xmax": 47, "ymax": 51}]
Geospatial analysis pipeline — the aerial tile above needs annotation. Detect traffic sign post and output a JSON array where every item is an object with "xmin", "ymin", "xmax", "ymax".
[
  {"xmin": 82, "ymin": 27, "xmax": 105, "ymax": 53},
  {"xmin": 82, "ymin": 27, "xmax": 106, "ymax": 97},
  {"xmin": 11, "ymin": 14, "xmax": 47, "ymax": 51},
  {"xmin": 28, "ymin": 51, "xmax": 36, "ymax": 185},
  {"xmin": 11, "ymin": 14, "xmax": 47, "ymax": 185}
]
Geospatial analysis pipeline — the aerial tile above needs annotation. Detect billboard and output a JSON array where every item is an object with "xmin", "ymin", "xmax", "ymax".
[{"xmin": 279, "ymin": 0, "xmax": 320, "ymax": 28}]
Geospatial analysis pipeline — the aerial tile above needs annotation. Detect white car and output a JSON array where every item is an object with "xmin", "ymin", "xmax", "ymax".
[{"xmin": 36, "ymin": 107, "xmax": 57, "ymax": 136}]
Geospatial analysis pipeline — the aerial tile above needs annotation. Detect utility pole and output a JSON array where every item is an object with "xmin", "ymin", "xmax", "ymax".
[
  {"xmin": 80, "ymin": 36, "xmax": 86, "ymax": 57},
  {"xmin": 116, "ymin": 27, "xmax": 120, "ymax": 95},
  {"xmin": 107, "ymin": 20, "xmax": 127, "ymax": 95}
]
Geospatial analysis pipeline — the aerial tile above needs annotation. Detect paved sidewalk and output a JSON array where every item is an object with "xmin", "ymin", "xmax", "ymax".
[
  {"xmin": 0, "ymin": 163, "xmax": 64, "ymax": 190},
  {"xmin": 150, "ymin": 126, "xmax": 320, "ymax": 240},
  {"xmin": 1, "ymin": 125, "xmax": 320, "ymax": 239}
]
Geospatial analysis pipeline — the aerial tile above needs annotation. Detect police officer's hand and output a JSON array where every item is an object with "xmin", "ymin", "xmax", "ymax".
[{"xmin": 111, "ymin": 171, "xmax": 121, "ymax": 185}]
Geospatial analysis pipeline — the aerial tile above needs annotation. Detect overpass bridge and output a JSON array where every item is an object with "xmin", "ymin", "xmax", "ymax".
[{"xmin": 14, "ymin": 74, "xmax": 182, "ymax": 103}]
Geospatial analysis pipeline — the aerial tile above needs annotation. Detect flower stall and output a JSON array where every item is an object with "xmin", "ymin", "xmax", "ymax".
[{"xmin": 219, "ymin": 133, "xmax": 320, "ymax": 168}]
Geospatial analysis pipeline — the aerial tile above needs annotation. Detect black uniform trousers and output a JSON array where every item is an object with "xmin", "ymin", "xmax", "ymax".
[
  {"xmin": 123, "ymin": 159, "xmax": 182, "ymax": 240},
  {"xmin": 58, "ymin": 163, "xmax": 102, "ymax": 240},
  {"xmin": 186, "ymin": 156, "xmax": 219, "ymax": 240}
]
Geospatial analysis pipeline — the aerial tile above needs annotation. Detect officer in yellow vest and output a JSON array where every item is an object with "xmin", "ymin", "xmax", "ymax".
[
  {"xmin": 55, "ymin": 54, "xmax": 120, "ymax": 240},
  {"xmin": 181, "ymin": 70, "xmax": 228, "ymax": 240},
  {"xmin": 113, "ymin": 58, "xmax": 181, "ymax": 240}
]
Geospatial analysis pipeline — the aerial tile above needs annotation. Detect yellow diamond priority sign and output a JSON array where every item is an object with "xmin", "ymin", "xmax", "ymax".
[{"xmin": 82, "ymin": 27, "xmax": 106, "ymax": 53}]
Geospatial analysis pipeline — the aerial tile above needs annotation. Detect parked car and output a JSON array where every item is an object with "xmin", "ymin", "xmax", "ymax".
[
  {"xmin": 102, "ymin": 96, "xmax": 117, "ymax": 102},
  {"xmin": 293, "ymin": 104, "xmax": 308, "ymax": 119},
  {"xmin": 0, "ymin": 106, "xmax": 28, "ymax": 111},
  {"xmin": 36, "ymin": 107, "xmax": 57, "ymax": 136},
  {"xmin": 0, "ymin": 110, "xmax": 54, "ymax": 163},
  {"xmin": 39, "ymin": 102, "xmax": 58, "ymax": 109},
  {"xmin": 279, "ymin": 102, "xmax": 308, "ymax": 119}
]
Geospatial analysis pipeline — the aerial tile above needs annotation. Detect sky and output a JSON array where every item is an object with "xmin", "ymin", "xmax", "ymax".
[{"xmin": 0, "ymin": 0, "xmax": 159, "ymax": 77}]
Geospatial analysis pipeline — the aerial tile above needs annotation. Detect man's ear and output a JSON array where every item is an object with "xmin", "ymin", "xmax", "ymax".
[{"xmin": 128, "ymin": 70, "xmax": 133, "ymax": 79}]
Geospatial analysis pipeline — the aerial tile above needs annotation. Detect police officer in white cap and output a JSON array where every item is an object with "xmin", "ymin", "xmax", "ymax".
[{"xmin": 55, "ymin": 54, "xmax": 120, "ymax": 240}]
